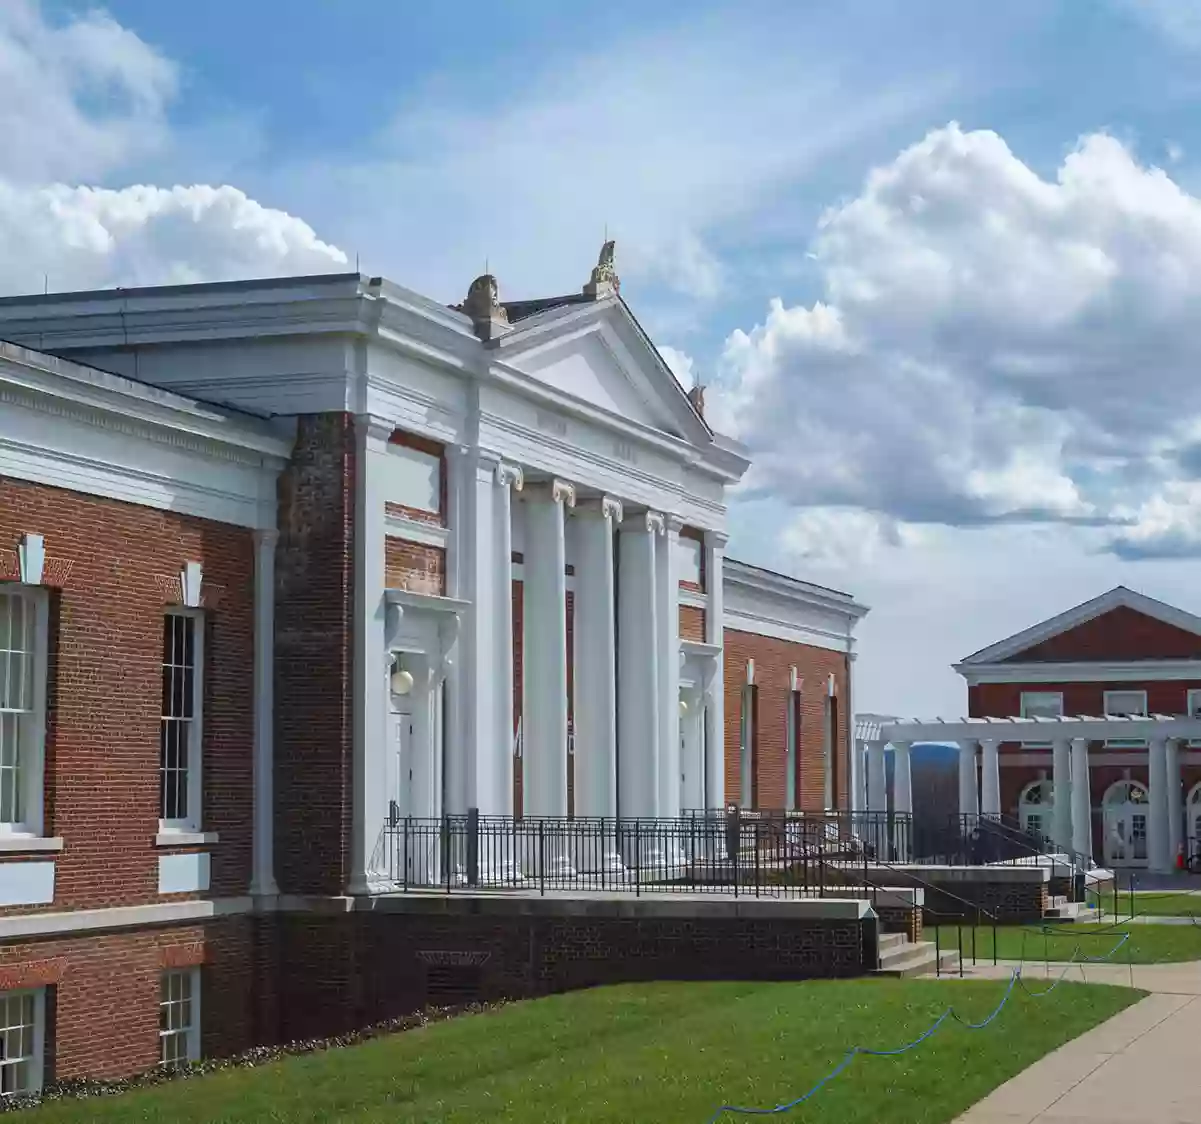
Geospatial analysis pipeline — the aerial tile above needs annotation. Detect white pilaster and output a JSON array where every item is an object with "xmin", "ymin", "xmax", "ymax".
[
  {"xmin": 1149, "ymin": 736, "xmax": 1170, "ymax": 874},
  {"xmin": 1051, "ymin": 738, "xmax": 1072, "ymax": 853},
  {"xmin": 979, "ymin": 739, "xmax": 1001, "ymax": 818},
  {"xmin": 656, "ymin": 514, "xmax": 683, "ymax": 820},
  {"xmin": 493, "ymin": 463, "xmax": 522, "ymax": 815},
  {"xmin": 1070, "ymin": 737, "xmax": 1092, "ymax": 863},
  {"xmin": 618, "ymin": 512, "xmax": 661, "ymax": 820},
  {"xmin": 522, "ymin": 479, "xmax": 574, "ymax": 822},
  {"xmin": 350, "ymin": 414, "xmax": 392, "ymax": 895},
  {"xmin": 680, "ymin": 687, "xmax": 705, "ymax": 813},
  {"xmin": 847, "ymin": 655, "xmax": 862, "ymax": 815},
  {"xmin": 958, "ymin": 740, "xmax": 979, "ymax": 823},
  {"xmin": 250, "ymin": 527, "xmax": 278, "ymax": 898},
  {"xmin": 573, "ymin": 496, "xmax": 621, "ymax": 830},
  {"xmin": 703, "ymin": 530, "xmax": 726, "ymax": 810},
  {"xmin": 1167, "ymin": 737, "xmax": 1184, "ymax": 871}
]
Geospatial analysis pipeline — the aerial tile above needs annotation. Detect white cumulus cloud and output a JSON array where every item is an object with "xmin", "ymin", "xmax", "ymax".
[{"xmin": 715, "ymin": 123, "xmax": 1201, "ymax": 556}]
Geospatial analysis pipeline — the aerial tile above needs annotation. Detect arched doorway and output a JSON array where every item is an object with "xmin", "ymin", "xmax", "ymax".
[
  {"xmin": 1018, "ymin": 778, "xmax": 1052, "ymax": 841},
  {"xmin": 1187, "ymin": 783, "xmax": 1201, "ymax": 862},
  {"xmin": 1102, "ymin": 780, "xmax": 1149, "ymax": 867}
]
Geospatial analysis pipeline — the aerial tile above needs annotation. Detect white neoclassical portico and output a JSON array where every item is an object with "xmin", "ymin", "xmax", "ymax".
[{"xmin": 860, "ymin": 714, "xmax": 1201, "ymax": 874}]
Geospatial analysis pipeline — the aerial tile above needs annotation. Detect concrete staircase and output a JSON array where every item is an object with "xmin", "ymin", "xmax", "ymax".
[
  {"xmin": 1043, "ymin": 895, "xmax": 1088, "ymax": 922},
  {"xmin": 874, "ymin": 930, "xmax": 961, "ymax": 977}
]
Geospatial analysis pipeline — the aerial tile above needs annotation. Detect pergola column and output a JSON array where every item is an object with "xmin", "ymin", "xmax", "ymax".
[
  {"xmin": 979, "ymin": 739, "xmax": 1001, "ymax": 818},
  {"xmin": 1149, "ymin": 736, "xmax": 1170, "ymax": 874},
  {"xmin": 1070, "ymin": 737, "xmax": 1092, "ymax": 863},
  {"xmin": 1050, "ymin": 738, "xmax": 1072, "ymax": 852},
  {"xmin": 892, "ymin": 740, "xmax": 912, "ymax": 860},
  {"xmin": 866, "ymin": 740, "xmax": 887, "ymax": 814},
  {"xmin": 1167, "ymin": 737, "xmax": 1184, "ymax": 872},
  {"xmin": 957, "ymin": 740, "xmax": 979, "ymax": 825}
]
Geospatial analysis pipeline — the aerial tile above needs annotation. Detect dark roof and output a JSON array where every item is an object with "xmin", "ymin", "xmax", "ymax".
[{"xmin": 500, "ymin": 293, "xmax": 593, "ymax": 323}]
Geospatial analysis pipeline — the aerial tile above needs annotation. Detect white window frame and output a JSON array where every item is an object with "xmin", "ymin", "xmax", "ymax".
[
  {"xmin": 739, "ymin": 686, "xmax": 755, "ymax": 809},
  {"xmin": 159, "ymin": 967, "xmax": 201, "ymax": 1067},
  {"xmin": 1104, "ymin": 689, "xmax": 1148, "ymax": 748},
  {"xmin": 1019, "ymin": 691, "xmax": 1062, "ymax": 749},
  {"xmin": 785, "ymin": 690, "xmax": 799, "ymax": 812},
  {"xmin": 0, "ymin": 586, "xmax": 49, "ymax": 839},
  {"xmin": 1187, "ymin": 689, "xmax": 1201, "ymax": 746},
  {"xmin": 159, "ymin": 610, "xmax": 205, "ymax": 834},
  {"xmin": 0, "ymin": 987, "xmax": 45, "ymax": 1098}
]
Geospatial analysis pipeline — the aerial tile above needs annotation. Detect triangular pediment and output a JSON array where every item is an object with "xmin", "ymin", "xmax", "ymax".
[
  {"xmin": 959, "ymin": 587, "xmax": 1201, "ymax": 664},
  {"xmin": 491, "ymin": 297, "xmax": 710, "ymax": 445}
]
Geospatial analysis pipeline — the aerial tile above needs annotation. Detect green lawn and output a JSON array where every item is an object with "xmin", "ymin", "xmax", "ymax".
[
  {"xmin": 16, "ymin": 980, "xmax": 1140, "ymax": 1124},
  {"xmin": 933, "ymin": 920, "xmax": 1201, "ymax": 964},
  {"xmin": 1120, "ymin": 891, "xmax": 1201, "ymax": 918}
]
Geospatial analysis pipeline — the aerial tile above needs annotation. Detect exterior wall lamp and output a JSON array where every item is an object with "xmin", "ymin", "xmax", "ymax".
[{"xmin": 390, "ymin": 657, "xmax": 414, "ymax": 696}]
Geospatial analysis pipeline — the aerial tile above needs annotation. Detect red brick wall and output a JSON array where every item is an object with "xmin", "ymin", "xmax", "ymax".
[
  {"xmin": 383, "ymin": 537, "xmax": 445, "ymax": 595},
  {"xmin": 274, "ymin": 413, "xmax": 355, "ymax": 896},
  {"xmin": 0, "ymin": 916, "xmax": 255, "ymax": 1083},
  {"xmin": 679, "ymin": 605, "xmax": 705, "ymax": 642},
  {"xmin": 722, "ymin": 630, "xmax": 849, "ymax": 811},
  {"xmin": 0, "ymin": 478, "xmax": 254, "ymax": 913},
  {"xmin": 971, "ymin": 679, "xmax": 1201, "ymax": 718},
  {"xmin": 1004, "ymin": 606, "xmax": 1201, "ymax": 662}
]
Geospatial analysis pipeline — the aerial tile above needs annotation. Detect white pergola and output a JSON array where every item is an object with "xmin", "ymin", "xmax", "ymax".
[{"xmin": 859, "ymin": 714, "xmax": 1201, "ymax": 873}]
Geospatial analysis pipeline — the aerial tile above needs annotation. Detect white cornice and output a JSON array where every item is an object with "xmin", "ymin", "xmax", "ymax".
[
  {"xmin": 959, "ymin": 585, "xmax": 1201, "ymax": 665},
  {"xmin": 956, "ymin": 659, "xmax": 1201, "ymax": 685},
  {"xmin": 882, "ymin": 714, "xmax": 1201, "ymax": 743},
  {"xmin": 723, "ymin": 559, "xmax": 869, "ymax": 621}
]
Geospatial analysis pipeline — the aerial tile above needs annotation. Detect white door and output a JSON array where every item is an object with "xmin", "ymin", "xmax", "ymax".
[{"xmin": 1102, "ymin": 782, "xmax": 1150, "ymax": 867}]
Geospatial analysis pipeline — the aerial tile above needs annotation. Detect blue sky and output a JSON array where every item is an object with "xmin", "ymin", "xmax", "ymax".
[{"xmin": 15, "ymin": 0, "xmax": 1201, "ymax": 714}]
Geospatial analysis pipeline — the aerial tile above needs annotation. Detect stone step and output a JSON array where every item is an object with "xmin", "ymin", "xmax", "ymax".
[
  {"xmin": 875, "ymin": 940, "xmax": 960, "ymax": 978},
  {"xmin": 878, "ymin": 931, "xmax": 908, "ymax": 954},
  {"xmin": 1044, "ymin": 899, "xmax": 1087, "ymax": 921}
]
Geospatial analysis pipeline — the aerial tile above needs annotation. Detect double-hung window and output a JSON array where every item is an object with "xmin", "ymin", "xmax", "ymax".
[
  {"xmin": 0, "ymin": 588, "xmax": 48, "ymax": 838},
  {"xmin": 160, "ymin": 612, "xmax": 204, "ymax": 833},
  {"xmin": 1019, "ymin": 691, "xmax": 1063, "ymax": 748},
  {"xmin": 785, "ymin": 690, "xmax": 800, "ymax": 811},
  {"xmin": 1104, "ymin": 689, "xmax": 1148, "ymax": 748},
  {"xmin": 159, "ymin": 969, "xmax": 200, "ymax": 1067},
  {"xmin": 0, "ymin": 989, "xmax": 44, "ymax": 1098}
]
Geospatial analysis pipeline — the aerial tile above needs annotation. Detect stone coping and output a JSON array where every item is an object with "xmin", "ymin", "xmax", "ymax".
[
  {"xmin": 345, "ymin": 890, "xmax": 873, "ymax": 921},
  {"xmin": 887, "ymin": 864, "xmax": 1050, "ymax": 884}
]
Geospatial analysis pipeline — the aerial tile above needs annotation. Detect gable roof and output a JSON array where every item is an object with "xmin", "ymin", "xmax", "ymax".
[
  {"xmin": 489, "ymin": 292, "xmax": 714, "ymax": 446},
  {"xmin": 957, "ymin": 585, "xmax": 1201, "ymax": 666}
]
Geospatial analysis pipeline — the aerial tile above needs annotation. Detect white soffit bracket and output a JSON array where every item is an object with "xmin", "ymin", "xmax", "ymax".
[
  {"xmin": 181, "ymin": 561, "xmax": 204, "ymax": 608},
  {"xmin": 18, "ymin": 534, "xmax": 44, "ymax": 585}
]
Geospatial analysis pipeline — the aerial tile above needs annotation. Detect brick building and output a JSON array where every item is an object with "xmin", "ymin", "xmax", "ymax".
[
  {"xmin": 0, "ymin": 248, "xmax": 866, "ymax": 1091},
  {"xmin": 862, "ymin": 586, "xmax": 1201, "ymax": 879}
]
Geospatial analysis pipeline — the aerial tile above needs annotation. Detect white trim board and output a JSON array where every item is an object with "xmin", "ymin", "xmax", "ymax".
[{"xmin": 957, "ymin": 660, "xmax": 1201, "ymax": 685}]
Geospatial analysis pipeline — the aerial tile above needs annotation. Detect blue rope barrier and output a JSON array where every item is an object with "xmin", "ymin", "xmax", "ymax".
[{"xmin": 706, "ymin": 931, "xmax": 1133, "ymax": 1122}]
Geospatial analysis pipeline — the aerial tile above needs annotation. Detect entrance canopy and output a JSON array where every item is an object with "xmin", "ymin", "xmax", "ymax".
[{"xmin": 875, "ymin": 714, "xmax": 1201, "ymax": 744}]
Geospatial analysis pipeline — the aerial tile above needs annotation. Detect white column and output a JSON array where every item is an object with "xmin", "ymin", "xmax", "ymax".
[
  {"xmin": 250, "ymin": 527, "xmax": 278, "ymax": 897},
  {"xmin": 1070, "ymin": 737, "xmax": 1092, "ymax": 863},
  {"xmin": 980, "ymin": 740, "xmax": 1001, "ymax": 818},
  {"xmin": 443, "ymin": 446, "xmax": 474, "ymax": 819},
  {"xmin": 958, "ymin": 740, "xmax": 979, "ymax": 827},
  {"xmin": 892, "ymin": 740, "xmax": 912, "ymax": 861},
  {"xmin": 1051, "ymin": 738, "xmax": 1072, "ymax": 852},
  {"xmin": 618, "ymin": 512, "xmax": 661, "ymax": 823},
  {"xmin": 680, "ymin": 687, "xmax": 705, "ymax": 812},
  {"xmin": 407, "ymin": 660, "xmax": 441, "ymax": 883},
  {"xmin": 1148, "ymin": 735, "xmax": 1170, "ymax": 873},
  {"xmin": 492, "ymin": 463, "xmax": 522, "ymax": 815},
  {"xmin": 703, "ymin": 530, "xmax": 726, "ymax": 810},
  {"xmin": 656, "ymin": 515, "xmax": 683, "ymax": 822},
  {"xmin": 1167, "ymin": 737, "xmax": 1184, "ymax": 871},
  {"xmin": 573, "ymin": 496, "xmax": 622, "ymax": 870},
  {"xmin": 522, "ymin": 480, "xmax": 574, "ymax": 825},
  {"xmin": 349, "ymin": 415, "xmax": 392, "ymax": 895}
]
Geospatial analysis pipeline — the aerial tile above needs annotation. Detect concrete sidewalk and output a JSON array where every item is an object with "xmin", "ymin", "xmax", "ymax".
[{"xmin": 954, "ymin": 961, "xmax": 1201, "ymax": 1122}]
